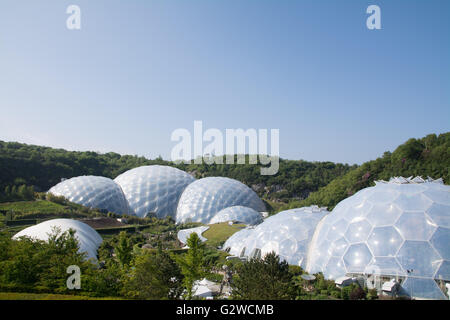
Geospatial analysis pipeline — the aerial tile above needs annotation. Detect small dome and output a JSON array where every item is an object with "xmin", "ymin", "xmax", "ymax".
[
  {"xmin": 223, "ymin": 206, "xmax": 329, "ymax": 268},
  {"xmin": 48, "ymin": 176, "xmax": 130, "ymax": 215},
  {"xmin": 114, "ymin": 165, "xmax": 195, "ymax": 218},
  {"xmin": 209, "ymin": 206, "xmax": 263, "ymax": 225},
  {"xmin": 13, "ymin": 219, "xmax": 103, "ymax": 261},
  {"xmin": 176, "ymin": 177, "xmax": 266, "ymax": 224}
]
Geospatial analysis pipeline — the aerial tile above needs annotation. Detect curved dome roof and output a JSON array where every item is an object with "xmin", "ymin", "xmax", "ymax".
[
  {"xmin": 209, "ymin": 206, "xmax": 263, "ymax": 226},
  {"xmin": 114, "ymin": 165, "xmax": 195, "ymax": 219},
  {"xmin": 223, "ymin": 206, "xmax": 328, "ymax": 268},
  {"xmin": 48, "ymin": 176, "xmax": 130, "ymax": 215},
  {"xmin": 306, "ymin": 177, "xmax": 450, "ymax": 300},
  {"xmin": 13, "ymin": 219, "xmax": 103, "ymax": 261},
  {"xmin": 176, "ymin": 177, "xmax": 266, "ymax": 224}
]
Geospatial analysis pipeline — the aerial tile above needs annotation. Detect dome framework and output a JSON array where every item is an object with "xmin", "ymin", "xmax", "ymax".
[
  {"xmin": 48, "ymin": 176, "xmax": 130, "ymax": 215},
  {"xmin": 114, "ymin": 165, "xmax": 195, "ymax": 219},
  {"xmin": 176, "ymin": 177, "xmax": 266, "ymax": 224},
  {"xmin": 306, "ymin": 177, "xmax": 450, "ymax": 300}
]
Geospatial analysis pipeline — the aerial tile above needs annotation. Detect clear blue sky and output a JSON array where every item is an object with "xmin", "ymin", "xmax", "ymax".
[{"xmin": 0, "ymin": 0, "xmax": 449, "ymax": 165}]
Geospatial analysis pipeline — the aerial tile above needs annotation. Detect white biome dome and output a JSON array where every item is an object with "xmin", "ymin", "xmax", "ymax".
[
  {"xmin": 48, "ymin": 176, "xmax": 130, "ymax": 215},
  {"xmin": 13, "ymin": 219, "xmax": 103, "ymax": 261},
  {"xmin": 306, "ymin": 177, "xmax": 450, "ymax": 300},
  {"xmin": 114, "ymin": 165, "xmax": 195, "ymax": 219},
  {"xmin": 176, "ymin": 177, "xmax": 266, "ymax": 224},
  {"xmin": 209, "ymin": 206, "xmax": 263, "ymax": 226},
  {"xmin": 223, "ymin": 206, "xmax": 329, "ymax": 268}
]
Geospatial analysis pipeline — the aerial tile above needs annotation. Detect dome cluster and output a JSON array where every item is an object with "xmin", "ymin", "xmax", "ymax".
[
  {"xmin": 13, "ymin": 219, "xmax": 102, "ymax": 261},
  {"xmin": 47, "ymin": 166, "xmax": 266, "ymax": 224},
  {"xmin": 305, "ymin": 177, "xmax": 449, "ymax": 300},
  {"xmin": 223, "ymin": 206, "xmax": 328, "ymax": 268},
  {"xmin": 176, "ymin": 177, "xmax": 266, "ymax": 224},
  {"xmin": 222, "ymin": 177, "xmax": 450, "ymax": 300}
]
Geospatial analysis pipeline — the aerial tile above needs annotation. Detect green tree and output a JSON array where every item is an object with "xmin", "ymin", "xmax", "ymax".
[
  {"xmin": 177, "ymin": 233, "xmax": 207, "ymax": 299},
  {"xmin": 115, "ymin": 231, "xmax": 133, "ymax": 267},
  {"xmin": 124, "ymin": 245, "xmax": 183, "ymax": 299},
  {"xmin": 231, "ymin": 252, "xmax": 293, "ymax": 300}
]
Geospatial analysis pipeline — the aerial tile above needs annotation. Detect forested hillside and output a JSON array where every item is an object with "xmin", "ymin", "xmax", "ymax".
[
  {"xmin": 286, "ymin": 133, "xmax": 450, "ymax": 210},
  {"xmin": 1, "ymin": 132, "xmax": 448, "ymax": 207},
  {"xmin": 0, "ymin": 141, "xmax": 354, "ymax": 202}
]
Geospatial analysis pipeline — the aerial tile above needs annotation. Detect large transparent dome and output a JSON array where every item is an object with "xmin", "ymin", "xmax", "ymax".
[
  {"xmin": 114, "ymin": 165, "xmax": 195, "ymax": 219},
  {"xmin": 209, "ymin": 206, "xmax": 263, "ymax": 226},
  {"xmin": 223, "ymin": 206, "xmax": 329, "ymax": 268},
  {"xmin": 13, "ymin": 219, "xmax": 103, "ymax": 261},
  {"xmin": 176, "ymin": 177, "xmax": 266, "ymax": 224},
  {"xmin": 48, "ymin": 176, "xmax": 130, "ymax": 215},
  {"xmin": 306, "ymin": 177, "xmax": 450, "ymax": 300}
]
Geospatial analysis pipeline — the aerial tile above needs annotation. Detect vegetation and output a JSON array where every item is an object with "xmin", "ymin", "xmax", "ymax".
[
  {"xmin": 202, "ymin": 222, "xmax": 246, "ymax": 248},
  {"xmin": 123, "ymin": 245, "xmax": 184, "ymax": 300},
  {"xmin": 0, "ymin": 132, "xmax": 447, "ymax": 300},
  {"xmin": 0, "ymin": 140, "xmax": 354, "ymax": 204},
  {"xmin": 177, "ymin": 233, "xmax": 208, "ymax": 299},
  {"xmin": 0, "ymin": 292, "xmax": 124, "ymax": 300},
  {"xmin": 285, "ymin": 133, "xmax": 450, "ymax": 210},
  {"xmin": 231, "ymin": 252, "xmax": 294, "ymax": 300}
]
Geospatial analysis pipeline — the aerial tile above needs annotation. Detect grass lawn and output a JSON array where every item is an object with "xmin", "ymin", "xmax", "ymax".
[
  {"xmin": 0, "ymin": 200, "xmax": 68, "ymax": 215},
  {"xmin": 203, "ymin": 222, "xmax": 246, "ymax": 248},
  {"xmin": 0, "ymin": 292, "xmax": 125, "ymax": 300}
]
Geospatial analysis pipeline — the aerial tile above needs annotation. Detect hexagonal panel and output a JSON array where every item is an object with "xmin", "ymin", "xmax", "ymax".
[
  {"xmin": 423, "ymin": 189, "xmax": 450, "ymax": 206},
  {"xmin": 435, "ymin": 261, "xmax": 450, "ymax": 281},
  {"xmin": 326, "ymin": 219, "xmax": 348, "ymax": 242},
  {"xmin": 400, "ymin": 278, "xmax": 447, "ymax": 300},
  {"xmin": 330, "ymin": 237, "xmax": 348, "ymax": 257},
  {"xmin": 430, "ymin": 227, "xmax": 450, "ymax": 260},
  {"xmin": 365, "ymin": 257, "xmax": 405, "ymax": 276},
  {"xmin": 366, "ymin": 203, "xmax": 403, "ymax": 226},
  {"xmin": 368, "ymin": 189, "xmax": 400, "ymax": 204},
  {"xmin": 426, "ymin": 203, "xmax": 450, "ymax": 229},
  {"xmin": 397, "ymin": 241, "xmax": 441, "ymax": 277},
  {"xmin": 393, "ymin": 193, "xmax": 432, "ymax": 212},
  {"xmin": 343, "ymin": 243, "xmax": 372, "ymax": 273},
  {"xmin": 345, "ymin": 201, "xmax": 374, "ymax": 223},
  {"xmin": 325, "ymin": 257, "xmax": 347, "ymax": 280},
  {"xmin": 367, "ymin": 226, "xmax": 403, "ymax": 257},
  {"xmin": 345, "ymin": 219, "xmax": 372, "ymax": 243},
  {"xmin": 312, "ymin": 239, "xmax": 332, "ymax": 269},
  {"xmin": 395, "ymin": 212, "xmax": 437, "ymax": 240}
]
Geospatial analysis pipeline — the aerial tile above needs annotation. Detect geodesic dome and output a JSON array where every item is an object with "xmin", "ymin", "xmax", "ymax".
[
  {"xmin": 48, "ymin": 176, "xmax": 130, "ymax": 215},
  {"xmin": 175, "ymin": 177, "xmax": 266, "ymax": 224},
  {"xmin": 209, "ymin": 206, "xmax": 263, "ymax": 226},
  {"xmin": 13, "ymin": 219, "xmax": 103, "ymax": 261},
  {"xmin": 306, "ymin": 177, "xmax": 450, "ymax": 300},
  {"xmin": 114, "ymin": 165, "xmax": 195, "ymax": 219},
  {"xmin": 223, "ymin": 206, "xmax": 329, "ymax": 268}
]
